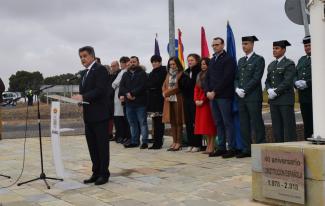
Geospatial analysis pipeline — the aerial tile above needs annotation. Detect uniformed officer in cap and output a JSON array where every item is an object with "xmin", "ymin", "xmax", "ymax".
[
  {"xmin": 294, "ymin": 36, "xmax": 313, "ymax": 139},
  {"xmin": 234, "ymin": 36, "xmax": 266, "ymax": 158},
  {"xmin": 265, "ymin": 40, "xmax": 297, "ymax": 142}
]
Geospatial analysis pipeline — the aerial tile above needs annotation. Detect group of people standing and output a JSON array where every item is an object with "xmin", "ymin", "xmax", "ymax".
[{"xmin": 73, "ymin": 34, "xmax": 313, "ymax": 185}]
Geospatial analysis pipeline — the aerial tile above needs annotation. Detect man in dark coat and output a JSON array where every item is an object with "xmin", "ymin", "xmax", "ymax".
[
  {"xmin": 119, "ymin": 56, "xmax": 149, "ymax": 149},
  {"xmin": 72, "ymin": 46, "xmax": 111, "ymax": 185},
  {"xmin": 234, "ymin": 36, "xmax": 266, "ymax": 158},
  {"xmin": 294, "ymin": 36, "xmax": 313, "ymax": 139},
  {"xmin": 147, "ymin": 55, "xmax": 167, "ymax": 149},
  {"xmin": 204, "ymin": 37, "xmax": 237, "ymax": 158}
]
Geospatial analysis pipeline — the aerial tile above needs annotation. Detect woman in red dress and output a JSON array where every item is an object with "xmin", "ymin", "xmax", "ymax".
[{"xmin": 194, "ymin": 58, "xmax": 216, "ymax": 154}]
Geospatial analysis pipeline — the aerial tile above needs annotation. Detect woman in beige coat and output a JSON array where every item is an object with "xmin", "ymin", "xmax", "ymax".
[{"xmin": 162, "ymin": 57, "xmax": 185, "ymax": 151}]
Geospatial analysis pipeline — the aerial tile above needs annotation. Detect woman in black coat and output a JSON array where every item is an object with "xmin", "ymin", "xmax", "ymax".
[
  {"xmin": 147, "ymin": 55, "xmax": 167, "ymax": 149},
  {"xmin": 180, "ymin": 53, "xmax": 202, "ymax": 152}
]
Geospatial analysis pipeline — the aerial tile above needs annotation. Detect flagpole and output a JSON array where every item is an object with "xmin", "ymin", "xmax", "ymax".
[{"xmin": 168, "ymin": 0, "xmax": 175, "ymax": 57}]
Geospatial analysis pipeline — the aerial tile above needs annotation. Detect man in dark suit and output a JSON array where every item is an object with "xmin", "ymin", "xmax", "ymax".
[
  {"xmin": 265, "ymin": 40, "xmax": 297, "ymax": 142},
  {"xmin": 72, "ymin": 46, "xmax": 111, "ymax": 185},
  {"xmin": 204, "ymin": 37, "xmax": 237, "ymax": 158},
  {"xmin": 234, "ymin": 36, "xmax": 266, "ymax": 158}
]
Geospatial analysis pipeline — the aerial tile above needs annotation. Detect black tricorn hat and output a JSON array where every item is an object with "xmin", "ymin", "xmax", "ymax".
[
  {"xmin": 242, "ymin": 36, "xmax": 258, "ymax": 42},
  {"xmin": 302, "ymin": 35, "xmax": 311, "ymax": 44},
  {"xmin": 273, "ymin": 40, "xmax": 291, "ymax": 48}
]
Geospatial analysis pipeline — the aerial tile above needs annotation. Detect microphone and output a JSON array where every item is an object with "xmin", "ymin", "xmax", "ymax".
[{"xmin": 67, "ymin": 71, "xmax": 83, "ymax": 82}]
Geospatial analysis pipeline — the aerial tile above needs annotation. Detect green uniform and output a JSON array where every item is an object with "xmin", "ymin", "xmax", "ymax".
[
  {"xmin": 265, "ymin": 56, "xmax": 297, "ymax": 142},
  {"xmin": 234, "ymin": 53, "xmax": 266, "ymax": 153},
  {"xmin": 295, "ymin": 55, "xmax": 313, "ymax": 139}
]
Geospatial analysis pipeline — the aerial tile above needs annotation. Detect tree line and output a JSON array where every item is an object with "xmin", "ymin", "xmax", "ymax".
[{"xmin": 8, "ymin": 70, "xmax": 79, "ymax": 94}]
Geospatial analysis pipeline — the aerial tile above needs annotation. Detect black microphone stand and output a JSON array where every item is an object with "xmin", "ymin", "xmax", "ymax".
[
  {"xmin": 0, "ymin": 174, "xmax": 11, "ymax": 179},
  {"xmin": 17, "ymin": 85, "xmax": 63, "ymax": 189}
]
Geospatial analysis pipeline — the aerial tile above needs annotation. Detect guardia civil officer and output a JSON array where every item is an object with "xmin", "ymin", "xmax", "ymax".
[
  {"xmin": 234, "ymin": 36, "xmax": 265, "ymax": 158},
  {"xmin": 265, "ymin": 40, "xmax": 297, "ymax": 142},
  {"xmin": 294, "ymin": 36, "xmax": 313, "ymax": 139}
]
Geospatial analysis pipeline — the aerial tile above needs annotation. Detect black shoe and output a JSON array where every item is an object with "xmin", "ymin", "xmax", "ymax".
[
  {"xmin": 123, "ymin": 138, "xmax": 131, "ymax": 145},
  {"xmin": 236, "ymin": 152, "xmax": 251, "ymax": 158},
  {"xmin": 94, "ymin": 177, "xmax": 108, "ymax": 185},
  {"xmin": 209, "ymin": 150, "xmax": 226, "ymax": 157},
  {"xmin": 124, "ymin": 143, "xmax": 139, "ymax": 148},
  {"xmin": 83, "ymin": 175, "xmax": 98, "ymax": 184},
  {"xmin": 108, "ymin": 135, "xmax": 115, "ymax": 141},
  {"xmin": 148, "ymin": 144, "xmax": 162, "ymax": 150},
  {"xmin": 148, "ymin": 139, "xmax": 154, "ymax": 144},
  {"xmin": 140, "ymin": 143, "xmax": 148, "ymax": 149},
  {"xmin": 116, "ymin": 137, "xmax": 123, "ymax": 144},
  {"xmin": 222, "ymin": 150, "xmax": 237, "ymax": 159}
]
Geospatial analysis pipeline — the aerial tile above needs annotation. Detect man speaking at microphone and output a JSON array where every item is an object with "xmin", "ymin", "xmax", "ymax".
[{"xmin": 72, "ymin": 46, "xmax": 111, "ymax": 185}]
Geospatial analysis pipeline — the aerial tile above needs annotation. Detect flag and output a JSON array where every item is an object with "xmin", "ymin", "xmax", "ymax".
[
  {"xmin": 201, "ymin": 26, "xmax": 210, "ymax": 58},
  {"xmin": 154, "ymin": 33, "xmax": 160, "ymax": 56},
  {"xmin": 226, "ymin": 21, "xmax": 244, "ymax": 151},
  {"xmin": 178, "ymin": 29, "xmax": 185, "ymax": 68},
  {"xmin": 226, "ymin": 21, "xmax": 236, "ymax": 61}
]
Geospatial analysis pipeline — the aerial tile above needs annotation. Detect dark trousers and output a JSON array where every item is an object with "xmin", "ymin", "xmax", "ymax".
[
  {"xmin": 152, "ymin": 116, "xmax": 164, "ymax": 146},
  {"xmin": 300, "ymin": 102, "xmax": 313, "ymax": 139},
  {"xmin": 270, "ymin": 104, "xmax": 297, "ymax": 142},
  {"xmin": 238, "ymin": 101, "xmax": 265, "ymax": 153},
  {"xmin": 85, "ymin": 120, "xmax": 110, "ymax": 178},
  {"xmin": 108, "ymin": 119, "xmax": 114, "ymax": 136},
  {"xmin": 114, "ymin": 116, "xmax": 131, "ymax": 140},
  {"xmin": 184, "ymin": 98, "xmax": 202, "ymax": 147},
  {"xmin": 211, "ymin": 98, "xmax": 235, "ymax": 151}
]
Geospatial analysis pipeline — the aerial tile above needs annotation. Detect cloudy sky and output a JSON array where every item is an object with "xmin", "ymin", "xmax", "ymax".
[{"xmin": 0, "ymin": 0, "xmax": 307, "ymax": 88}]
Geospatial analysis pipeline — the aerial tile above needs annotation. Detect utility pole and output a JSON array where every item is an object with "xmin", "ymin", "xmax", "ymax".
[
  {"xmin": 309, "ymin": 0, "xmax": 325, "ymax": 141},
  {"xmin": 168, "ymin": 0, "xmax": 175, "ymax": 57},
  {"xmin": 300, "ymin": 0, "xmax": 310, "ymax": 36}
]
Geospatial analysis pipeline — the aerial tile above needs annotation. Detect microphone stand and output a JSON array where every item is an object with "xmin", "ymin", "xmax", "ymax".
[
  {"xmin": 17, "ymin": 85, "xmax": 63, "ymax": 189},
  {"xmin": 0, "ymin": 174, "xmax": 10, "ymax": 179}
]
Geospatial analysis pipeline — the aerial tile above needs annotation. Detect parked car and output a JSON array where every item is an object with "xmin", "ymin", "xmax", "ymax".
[{"xmin": 2, "ymin": 92, "xmax": 21, "ymax": 106}]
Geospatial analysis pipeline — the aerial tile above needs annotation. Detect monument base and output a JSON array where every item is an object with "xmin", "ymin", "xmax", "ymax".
[{"xmin": 252, "ymin": 141, "xmax": 325, "ymax": 206}]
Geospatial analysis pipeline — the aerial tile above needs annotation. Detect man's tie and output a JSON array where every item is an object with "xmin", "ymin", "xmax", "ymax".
[{"xmin": 82, "ymin": 70, "xmax": 89, "ymax": 86}]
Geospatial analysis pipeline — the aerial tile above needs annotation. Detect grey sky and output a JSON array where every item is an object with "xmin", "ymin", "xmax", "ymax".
[{"xmin": 0, "ymin": 0, "xmax": 307, "ymax": 88}]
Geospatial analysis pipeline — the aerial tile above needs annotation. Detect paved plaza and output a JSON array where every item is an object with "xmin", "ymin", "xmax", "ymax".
[{"xmin": 0, "ymin": 136, "xmax": 266, "ymax": 206}]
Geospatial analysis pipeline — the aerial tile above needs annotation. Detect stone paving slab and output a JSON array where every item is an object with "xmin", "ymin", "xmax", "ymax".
[{"xmin": 0, "ymin": 135, "xmax": 268, "ymax": 205}]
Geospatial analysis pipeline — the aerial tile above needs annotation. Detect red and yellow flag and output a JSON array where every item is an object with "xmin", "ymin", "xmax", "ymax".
[{"xmin": 178, "ymin": 28, "xmax": 185, "ymax": 69}]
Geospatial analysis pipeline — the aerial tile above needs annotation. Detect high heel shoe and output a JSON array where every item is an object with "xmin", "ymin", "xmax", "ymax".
[
  {"xmin": 167, "ymin": 147, "xmax": 174, "ymax": 151},
  {"xmin": 172, "ymin": 146, "xmax": 182, "ymax": 151}
]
